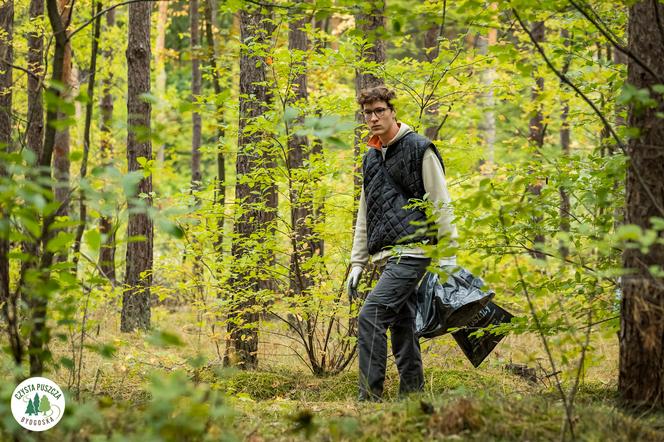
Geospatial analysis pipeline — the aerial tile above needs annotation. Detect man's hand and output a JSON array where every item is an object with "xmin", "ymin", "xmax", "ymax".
[{"xmin": 347, "ymin": 267, "xmax": 363, "ymax": 301}]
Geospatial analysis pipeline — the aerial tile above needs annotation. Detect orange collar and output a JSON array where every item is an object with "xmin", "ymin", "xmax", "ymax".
[
  {"xmin": 368, "ymin": 122, "xmax": 401, "ymax": 150},
  {"xmin": 368, "ymin": 135, "xmax": 382, "ymax": 150}
]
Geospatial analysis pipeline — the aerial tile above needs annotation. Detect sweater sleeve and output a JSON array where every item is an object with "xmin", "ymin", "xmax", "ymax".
[
  {"xmin": 422, "ymin": 147, "xmax": 458, "ymax": 263},
  {"xmin": 350, "ymin": 186, "xmax": 369, "ymax": 270}
]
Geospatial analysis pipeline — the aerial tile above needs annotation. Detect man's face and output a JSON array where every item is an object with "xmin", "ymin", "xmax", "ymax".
[{"xmin": 363, "ymin": 100, "xmax": 395, "ymax": 137}]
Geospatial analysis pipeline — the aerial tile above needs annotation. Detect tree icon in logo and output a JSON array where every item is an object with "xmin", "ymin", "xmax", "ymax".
[
  {"xmin": 32, "ymin": 393, "xmax": 40, "ymax": 412},
  {"xmin": 39, "ymin": 395, "xmax": 51, "ymax": 415},
  {"xmin": 25, "ymin": 399, "xmax": 37, "ymax": 416}
]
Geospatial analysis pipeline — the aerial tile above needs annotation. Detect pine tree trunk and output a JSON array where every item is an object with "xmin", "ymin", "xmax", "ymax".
[
  {"xmin": 477, "ymin": 19, "xmax": 497, "ymax": 168},
  {"xmin": 30, "ymin": 0, "xmax": 69, "ymax": 376},
  {"xmin": 528, "ymin": 20, "xmax": 546, "ymax": 260},
  {"xmin": 72, "ymin": 0, "xmax": 102, "ymax": 269},
  {"xmin": 353, "ymin": 0, "xmax": 385, "ymax": 224},
  {"xmin": 0, "ymin": 0, "xmax": 21, "ymax": 366},
  {"xmin": 191, "ymin": 0, "xmax": 202, "ymax": 190},
  {"xmin": 559, "ymin": 29, "xmax": 571, "ymax": 258},
  {"xmin": 121, "ymin": 1, "xmax": 153, "ymax": 333},
  {"xmin": 226, "ymin": 7, "xmax": 274, "ymax": 369},
  {"xmin": 52, "ymin": 0, "xmax": 73, "ymax": 245},
  {"xmin": 98, "ymin": 9, "xmax": 117, "ymax": 283},
  {"xmin": 287, "ymin": 7, "xmax": 314, "ymax": 295},
  {"xmin": 26, "ymin": 0, "xmax": 44, "ymax": 160},
  {"xmin": 204, "ymin": 0, "xmax": 225, "ymax": 256},
  {"xmin": 154, "ymin": 0, "xmax": 168, "ymax": 164},
  {"xmin": 618, "ymin": 0, "xmax": 664, "ymax": 408}
]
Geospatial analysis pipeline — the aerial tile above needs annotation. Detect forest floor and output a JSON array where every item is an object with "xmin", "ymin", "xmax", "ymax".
[{"xmin": 2, "ymin": 305, "xmax": 664, "ymax": 441}]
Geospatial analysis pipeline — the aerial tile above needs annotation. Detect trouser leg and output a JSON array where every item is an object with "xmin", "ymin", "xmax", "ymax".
[
  {"xmin": 391, "ymin": 293, "xmax": 424, "ymax": 395},
  {"xmin": 358, "ymin": 300, "xmax": 392, "ymax": 401},
  {"xmin": 357, "ymin": 256, "xmax": 430, "ymax": 401}
]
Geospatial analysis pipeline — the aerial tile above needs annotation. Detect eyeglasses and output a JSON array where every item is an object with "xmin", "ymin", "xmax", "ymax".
[{"xmin": 362, "ymin": 107, "xmax": 389, "ymax": 120}]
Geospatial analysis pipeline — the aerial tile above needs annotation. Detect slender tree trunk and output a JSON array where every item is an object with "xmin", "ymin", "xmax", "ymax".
[
  {"xmin": 353, "ymin": 0, "xmax": 385, "ymax": 224},
  {"xmin": 27, "ymin": 0, "xmax": 44, "ymax": 160},
  {"xmin": 73, "ymin": 1, "xmax": 102, "ymax": 270},
  {"xmin": 189, "ymin": 0, "xmax": 204, "ymax": 296},
  {"xmin": 191, "ymin": 0, "xmax": 202, "ymax": 191},
  {"xmin": 155, "ymin": 0, "xmax": 168, "ymax": 164},
  {"xmin": 204, "ymin": 0, "xmax": 225, "ymax": 256},
  {"xmin": 287, "ymin": 7, "xmax": 313, "ymax": 294},
  {"xmin": 121, "ymin": 1, "xmax": 153, "ymax": 332},
  {"xmin": 311, "ymin": 17, "xmax": 327, "ymax": 258},
  {"xmin": 0, "ymin": 0, "xmax": 21, "ymax": 366},
  {"xmin": 477, "ymin": 18, "xmax": 497, "ymax": 169},
  {"xmin": 559, "ymin": 29, "xmax": 571, "ymax": 258},
  {"xmin": 528, "ymin": 20, "xmax": 546, "ymax": 260},
  {"xmin": 618, "ymin": 0, "xmax": 664, "ymax": 408},
  {"xmin": 226, "ymin": 7, "xmax": 273, "ymax": 369},
  {"xmin": 29, "ymin": 0, "xmax": 70, "ymax": 376},
  {"xmin": 53, "ymin": 0, "xmax": 73, "ymax": 246},
  {"xmin": 98, "ymin": 9, "xmax": 117, "ymax": 283}
]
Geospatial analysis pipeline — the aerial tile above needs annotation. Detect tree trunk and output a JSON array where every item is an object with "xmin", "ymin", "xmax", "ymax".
[
  {"xmin": 0, "ymin": 0, "xmax": 21, "ymax": 366},
  {"xmin": 287, "ymin": 7, "xmax": 314, "ymax": 295},
  {"xmin": 477, "ymin": 16, "xmax": 497, "ymax": 169},
  {"xmin": 52, "ymin": 0, "xmax": 73, "ymax": 245},
  {"xmin": 28, "ymin": 0, "xmax": 69, "ymax": 376},
  {"xmin": 311, "ymin": 17, "xmax": 327, "ymax": 258},
  {"xmin": 121, "ymin": 1, "xmax": 153, "ymax": 333},
  {"xmin": 204, "ymin": 0, "xmax": 226, "ymax": 256},
  {"xmin": 155, "ymin": 0, "xmax": 168, "ymax": 164},
  {"xmin": 618, "ymin": 0, "xmax": 664, "ymax": 408},
  {"xmin": 26, "ymin": 0, "xmax": 44, "ymax": 160},
  {"xmin": 559, "ymin": 29, "xmax": 571, "ymax": 258},
  {"xmin": 353, "ymin": 0, "xmax": 385, "ymax": 225},
  {"xmin": 226, "ymin": 7, "xmax": 274, "ymax": 369},
  {"xmin": 528, "ymin": 20, "xmax": 546, "ymax": 260},
  {"xmin": 98, "ymin": 9, "xmax": 117, "ymax": 283},
  {"xmin": 72, "ymin": 1, "xmax": 102, "ymax": 270},
  {"xmin": 191, "ymin": 0, "xmax": 202, "ymax": 191}
]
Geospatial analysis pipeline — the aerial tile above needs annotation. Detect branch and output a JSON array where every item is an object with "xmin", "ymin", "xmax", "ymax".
[
  {"xmin": 512, "ymin": 7, "xmax": 664, "ymax": 218},
  {"xmin": 568, "ymin": 0, "xmax": 664, "ymax": 84},
  {"xmin": 68, "ymin": 0, "xmax": 170, "ymax": 42}
]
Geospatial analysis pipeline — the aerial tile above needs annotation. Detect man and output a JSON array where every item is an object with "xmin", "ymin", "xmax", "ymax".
[{"xmin": 348, "ymin": 86, "xmax": 458, "ymax": 401}]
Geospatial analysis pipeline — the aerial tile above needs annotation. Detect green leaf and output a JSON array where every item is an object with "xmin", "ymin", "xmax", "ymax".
[
  {"xmin": 616, "ymin": 224, "xmax": 642, "ymax": 242},
  {"xmin": 46, "ymin": 231, "xmax": 75, "ymax": 253},
  {"xmin": 85, "ymin": 229, "xmax": 102, "ymax": 252}
]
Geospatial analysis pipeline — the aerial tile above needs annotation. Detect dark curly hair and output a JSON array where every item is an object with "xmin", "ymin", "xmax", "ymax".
[{"xmin": 357, "ymin": 86, "xmax": 397, "ymax": 110}]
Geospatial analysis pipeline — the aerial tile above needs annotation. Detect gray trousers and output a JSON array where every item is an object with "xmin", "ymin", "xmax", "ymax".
[{"xmin": 358, "ymin": 256, "xmax": 431, "ymax": 401}]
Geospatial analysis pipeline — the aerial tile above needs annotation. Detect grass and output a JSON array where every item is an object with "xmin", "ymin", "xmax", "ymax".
[{"xmin": 1, "ymin": 305, "xmax": 663, "ymax": 441}]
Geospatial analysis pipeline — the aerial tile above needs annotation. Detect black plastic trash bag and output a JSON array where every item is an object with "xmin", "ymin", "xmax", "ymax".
[
  {"xmin": 415, "ymin": 268, "xmax": 495, "ymax": 339},
  {"xmin": 452, "ymin": 302, "xmax": 514, "ymax": 367}
]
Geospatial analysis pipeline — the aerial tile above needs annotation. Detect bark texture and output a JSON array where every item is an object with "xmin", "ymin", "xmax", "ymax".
[
  {"xmin": 226, "ymin": 8, "xmax": 274, "ymax": 369},
  {"xmin": 353, "ymin": 0, "xmax": 385, "ymax": 223},
  {"xmin": 618, "ymin": 0, "xmax": 664, "ymax": 408},
  {"xmin": 528, "ymin": 21, "xmax": 546, "ymax": 260},
  {"xmin": 190, "ymin": 0, "xmax": 202, "ymax": 190},
  {"xmin": 53, "ymin": 0, "xmax": 73, "ymax": 231},
  {"xmin": 98, "ymin": 9, "xmax": 116, "ymax": 283},
  {"xmin": 121, "ymin": 2, "xmax": 153, "ymax": 332},
  {"xmin": 26, "ymin": 0, "xmax": 44, "ymax": 159},
  {"xmin": 0, "ymin": 0, "xmax": 22, "ymax": 365},
  {"xmin": 287, "ymin": 9, "xmax": 314, "ymax": 294},
  {"xmin": 204, "ymin": 0, "xmax": 226, "ymax": 255}
]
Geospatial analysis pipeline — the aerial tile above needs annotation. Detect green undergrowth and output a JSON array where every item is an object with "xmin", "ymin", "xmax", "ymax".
[{"xmin": 2, "ymin": 364, "xmax": 663, "ymax": 441}]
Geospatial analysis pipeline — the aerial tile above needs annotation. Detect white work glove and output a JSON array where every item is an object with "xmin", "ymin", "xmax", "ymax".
[{"xmin": 347, "ymin": 267, "xmax": 363, "ymax": 301}]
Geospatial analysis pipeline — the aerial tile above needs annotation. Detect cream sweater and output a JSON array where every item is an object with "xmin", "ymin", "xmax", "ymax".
[{"xmin": 350, "ymin": 123, "xmax": 458, "ymax": 271}]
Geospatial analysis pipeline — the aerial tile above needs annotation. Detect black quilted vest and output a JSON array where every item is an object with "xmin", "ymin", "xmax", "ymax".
[{"xmin": 362, "ymin": 131, "xmax": 445, "ymax": 255}]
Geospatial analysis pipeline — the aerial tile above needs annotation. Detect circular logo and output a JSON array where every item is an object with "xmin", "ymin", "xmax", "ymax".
[{"xmin": 11, "ymin": 377, "xmax": 65, "ymax": 432}]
